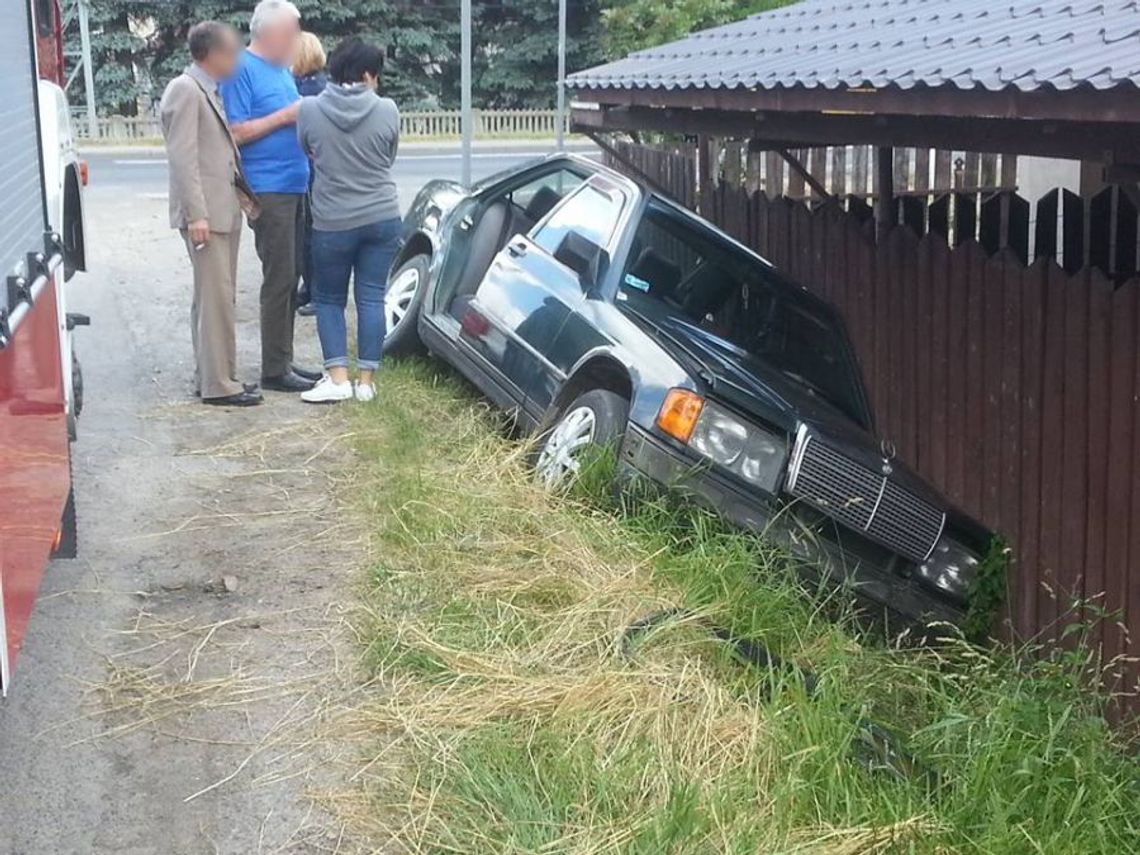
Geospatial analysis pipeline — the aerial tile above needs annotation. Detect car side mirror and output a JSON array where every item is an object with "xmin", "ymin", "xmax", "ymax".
[{"xmin": 554, "ymin": 231, "xmax": 609, "ymax": 291}]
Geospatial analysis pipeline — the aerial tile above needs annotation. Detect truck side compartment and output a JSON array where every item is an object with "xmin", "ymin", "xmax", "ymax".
[{"xmin": 0, "ymin": 0, "xmax": 79, "ymax": 694}]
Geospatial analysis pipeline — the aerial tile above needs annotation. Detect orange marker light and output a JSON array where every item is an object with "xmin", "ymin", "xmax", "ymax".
[
  {"xmin": 656, "ymin": 389, "xmax": 705, "ymax": 443},
  {"xmin": 79, "ymin": 160, "xmax": 89, "ymax": 186}
]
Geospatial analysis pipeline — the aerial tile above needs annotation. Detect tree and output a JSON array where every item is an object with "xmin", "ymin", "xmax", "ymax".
[
  {"xmin": 599, "ymin": 0, "xmax": 787, "ymax": 57},
  {"xmin": 75, "ymin": 0, "xmax": 760, "ymax": 117},
  {"xmin": 474, "ymin": 0, "xmax": 606, "ymax": 109},
  {"xmin": 75, "ymin": 1, "xmax": 145, "ymax": 115},
  {"xmin": 77, "ymin": 0, "xmax": 461, "ymax": 113}
]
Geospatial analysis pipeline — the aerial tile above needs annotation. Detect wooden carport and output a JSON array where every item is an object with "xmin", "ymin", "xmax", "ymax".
[{"xmin": 568, "ymin": 0, "xmax": 1140, "ymax": 703}]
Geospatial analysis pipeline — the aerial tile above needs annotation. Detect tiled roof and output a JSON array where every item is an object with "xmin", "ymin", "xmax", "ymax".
[{"xmin": 567, "ymin": 0, "xmax": 1140, "ymax": 93}]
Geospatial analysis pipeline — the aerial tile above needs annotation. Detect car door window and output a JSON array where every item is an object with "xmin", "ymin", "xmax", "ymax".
[{"xmin": 531, "ymin": 182, "xmax": 625, "ymax": 260}]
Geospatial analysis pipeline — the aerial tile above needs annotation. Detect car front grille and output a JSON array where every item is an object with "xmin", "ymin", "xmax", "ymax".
[{"xmin": 786, "ymin": 429, "xmax": 944, "ymax": 563}]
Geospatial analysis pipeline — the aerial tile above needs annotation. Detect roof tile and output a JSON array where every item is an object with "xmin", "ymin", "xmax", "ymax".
[{"xmin": 567, "ymin": 0, "xmax": 1140, "ymax": 92}]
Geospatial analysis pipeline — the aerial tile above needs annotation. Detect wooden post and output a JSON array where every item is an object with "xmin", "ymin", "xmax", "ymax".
[
  {"xmin": 698, "ymin": 135, "xmax": 716, "ymax": 216},
  {"xmin": 875, "ymin": 146, "xmax": 895, "ymax": 243}
]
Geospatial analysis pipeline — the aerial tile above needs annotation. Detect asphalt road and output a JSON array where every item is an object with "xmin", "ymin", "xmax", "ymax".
[{"xmin": 84, "ymin": 140, "xmax": 599, "ymax": 201}]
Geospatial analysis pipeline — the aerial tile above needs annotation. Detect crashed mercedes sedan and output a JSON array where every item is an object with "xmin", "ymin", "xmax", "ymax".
[{"xmin": 381, "ymin": 153, "xmax": 993, "ymax": 626}]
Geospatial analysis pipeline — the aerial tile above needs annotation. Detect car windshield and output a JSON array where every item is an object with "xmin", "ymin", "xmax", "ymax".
[{"xmin": 619, "ymin": 199, "xmax": 869, "ymax": 427}]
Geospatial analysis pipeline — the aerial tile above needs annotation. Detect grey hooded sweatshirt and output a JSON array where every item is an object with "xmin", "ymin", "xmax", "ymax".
[{"xmin": 297, "ymin": 83, "xmax": 400, "ymax": 231}]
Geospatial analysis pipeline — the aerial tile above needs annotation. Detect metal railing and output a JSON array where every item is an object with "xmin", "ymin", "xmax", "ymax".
[{"xmin": 72, "ymin": 107, "xmax": 567, "ymax": 142}]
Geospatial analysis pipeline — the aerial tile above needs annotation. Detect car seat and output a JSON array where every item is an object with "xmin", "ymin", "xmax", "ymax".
[{"xmin": 626, "ymin": 247, "xmax": 682, "ymax": 303}]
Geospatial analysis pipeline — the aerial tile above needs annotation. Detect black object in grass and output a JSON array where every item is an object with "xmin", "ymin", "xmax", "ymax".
[{"xmin": 620, "ymin": 608, "xmax": 939, "ymax": 790}]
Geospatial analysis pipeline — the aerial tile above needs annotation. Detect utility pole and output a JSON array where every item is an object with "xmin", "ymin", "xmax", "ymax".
[
  {"xmin": 460, "ymin": 0, "xmax": 472, "ymax": 187},
  {"xmin": 556, "ymin": 0, "xmax": 566, "ymax": 151}
]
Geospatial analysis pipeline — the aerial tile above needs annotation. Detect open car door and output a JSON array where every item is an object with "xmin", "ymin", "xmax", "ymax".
[{"xmin": 459, "ymin": 174, "xmax": 635, "ymax": 420}]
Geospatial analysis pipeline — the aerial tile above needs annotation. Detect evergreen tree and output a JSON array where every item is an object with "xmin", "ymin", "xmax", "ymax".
[{"xmin": 475, "ymin": 0, "xmax": 605, "ymax": 109}]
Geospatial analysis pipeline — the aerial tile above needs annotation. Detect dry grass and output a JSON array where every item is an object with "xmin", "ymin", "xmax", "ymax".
[
  {"xmin": 329, "ymin": 365, "xmax": 923, "ymax": 854},
  {"xmin": 331, "ymin": 360, "xmax": 1140, "ymax": 855}
]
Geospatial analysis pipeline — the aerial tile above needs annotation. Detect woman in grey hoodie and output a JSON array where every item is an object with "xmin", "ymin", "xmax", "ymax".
[{"xmin": 297, "ymin": 37, "xmax": 400, "ymax": 403}]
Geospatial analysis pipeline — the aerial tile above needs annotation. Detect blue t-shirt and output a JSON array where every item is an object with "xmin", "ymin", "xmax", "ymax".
[{"xmin": 221, "ymin": 50, "xmax": 309, "ymax": 195}]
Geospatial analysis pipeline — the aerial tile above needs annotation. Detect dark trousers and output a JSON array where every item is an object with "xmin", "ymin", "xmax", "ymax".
[
  {"xmin": 297, "ymin": 193, "xmax": 314, "ymax": 305},
  {"xmin": 249, "ymin": 192, "xmax": 303, "ymax": 378}
]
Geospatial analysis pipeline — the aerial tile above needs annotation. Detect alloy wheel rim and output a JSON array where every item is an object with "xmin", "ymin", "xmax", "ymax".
[
  {"xmin": 536, "ymin": 406, "xmax": 597, "ymax": 488},
  {"xmin": 385, "ymin": 267, "xmax": 420, "ymax": 336}
]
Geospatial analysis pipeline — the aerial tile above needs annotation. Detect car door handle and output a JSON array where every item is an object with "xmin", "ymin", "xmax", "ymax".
[{"xmin": 506, "ymin": 238, "xmax": 528, "ymax": 258}]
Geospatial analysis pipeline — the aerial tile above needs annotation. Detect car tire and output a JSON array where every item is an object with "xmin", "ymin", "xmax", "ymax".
[
  {"xmin": 383, "ymin": 254, "xmax": 430, "ymax": 358},
  {"xmin": 535, "ymin": 389, "xmax": 629, "ymax": 488}
]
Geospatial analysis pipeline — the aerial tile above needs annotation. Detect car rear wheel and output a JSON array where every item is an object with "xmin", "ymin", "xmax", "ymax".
[
  {"xmin": 535, "ymin": 389, "xmax": 629, "ymax": 488},
  {"xmin": 383, "ymin": 254, "xmax": 430, "ymax": 357}
]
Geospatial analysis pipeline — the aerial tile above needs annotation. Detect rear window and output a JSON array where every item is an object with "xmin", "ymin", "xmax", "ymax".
[{"xmin": 532, "ymin": 182, "xmax": 624, "ymax": 257}]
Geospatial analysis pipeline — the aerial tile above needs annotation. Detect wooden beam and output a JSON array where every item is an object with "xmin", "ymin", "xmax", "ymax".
[
  {"xmin": 570, "ymin": 104, "xmax": 1140, "ymax": 162},
  {"xmin": 776, "ymin": 148, "xmax": 831, "ymax": 200},
  {"xmin": 581, "ymin": 131, "xmax": 678, "ymax": 201},
  {"xmin": 572, "ymin": 83, "xmax": 1140, "ymax": 126}
]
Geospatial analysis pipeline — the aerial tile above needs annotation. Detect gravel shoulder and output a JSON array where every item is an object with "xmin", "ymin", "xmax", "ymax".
[{"xmin": 0, "ymin": 185, "xmax": 365, "ymax": 854}]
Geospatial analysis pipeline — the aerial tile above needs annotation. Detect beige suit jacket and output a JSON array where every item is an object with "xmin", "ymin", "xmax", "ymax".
[{"xmin": 160, "ymin": 69, "xmax": 259, "ymax": 232}]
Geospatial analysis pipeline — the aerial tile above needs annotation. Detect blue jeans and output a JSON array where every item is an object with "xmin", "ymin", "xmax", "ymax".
[{"xmin": 311, "ymin": 218, "xmax": 402, "ymax": 371}]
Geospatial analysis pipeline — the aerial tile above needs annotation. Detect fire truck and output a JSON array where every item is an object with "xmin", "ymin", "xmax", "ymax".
[{"xmin": 0, "ymin": 0, "xmax": 88, "ymax": 694}]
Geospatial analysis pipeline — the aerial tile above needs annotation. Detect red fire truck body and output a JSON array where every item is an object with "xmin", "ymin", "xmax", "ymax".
[{"xmin": 0, "ymin": 0, "xmax": 86, "ymax": 694}]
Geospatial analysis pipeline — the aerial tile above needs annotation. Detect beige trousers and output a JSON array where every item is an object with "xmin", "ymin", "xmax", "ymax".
[{"xmin": 182, "ymin": 228, "xmax": 243, "ymax": 399}]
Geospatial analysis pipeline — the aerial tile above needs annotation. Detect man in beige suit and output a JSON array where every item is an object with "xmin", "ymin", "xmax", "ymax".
[{"xmin": 161, "ymin": 21, "xmax": 263, "ymax": 406}]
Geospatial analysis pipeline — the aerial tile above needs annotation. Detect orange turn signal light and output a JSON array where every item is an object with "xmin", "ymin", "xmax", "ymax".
[
  {"xmin": 656, "ymin": 388, "xmax": 705, "ymax": 443},
  {"xmin": 79, "ymin": 160, "xmax": 89, "ymax": 187}
]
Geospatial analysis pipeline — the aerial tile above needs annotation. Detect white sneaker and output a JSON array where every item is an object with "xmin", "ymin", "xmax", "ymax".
[
  {"xmin": 301, "ymin": 374, "xmax": 354, "ymax": 404},
  {"xmin": 354, "ymin": 382, "xmax": 376, "ymax": 402}
]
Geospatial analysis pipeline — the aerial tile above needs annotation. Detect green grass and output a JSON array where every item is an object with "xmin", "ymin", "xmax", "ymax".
[{"xmin": 341, "ymin": 359, "xmax": 1139, "ymax": 854}]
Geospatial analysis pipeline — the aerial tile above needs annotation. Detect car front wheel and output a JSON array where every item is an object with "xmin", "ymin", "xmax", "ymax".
[
  {"xmin": 535, "ymin": 389, "xmax": 629, "ymax": 488},
  {"xmin": 383, "ymin": 254, "xmax": 430, "ymax": 357}
]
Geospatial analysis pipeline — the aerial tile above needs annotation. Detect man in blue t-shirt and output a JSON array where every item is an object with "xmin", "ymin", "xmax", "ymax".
[{"xmin": 221, "ymin": 0, "xmax": 317, "ymax": 391}]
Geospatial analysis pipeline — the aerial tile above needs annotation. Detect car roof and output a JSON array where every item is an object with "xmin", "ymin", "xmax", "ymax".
[{"xmin": 518, "ymin": 152, "xmax": 847, "ymax": 322}]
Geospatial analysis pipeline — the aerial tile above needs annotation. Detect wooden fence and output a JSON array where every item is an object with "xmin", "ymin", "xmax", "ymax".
[
  {"xmin": 617, "ymin": 139, "xmax": 1015, "ymax": 203},
  {"xmin": 73, "ymin": 108, "xmax": 566, "ymax": 142},
  {"xmin": 608, "ymin": 142, "xmax": 1139, "ymax": 702},
  {"xmin": 610, "ymin": 140, "xmax": 1140, "ymax": 281}
]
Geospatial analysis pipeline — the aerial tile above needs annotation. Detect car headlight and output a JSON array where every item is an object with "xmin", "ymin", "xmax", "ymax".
[
  {"xmin": 915, "ymin": 537, "xmax": 979, "ymax": 605},
  {"xmin": 657, "ymin": 391, "xmax": 786, "ymax": 492}
]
